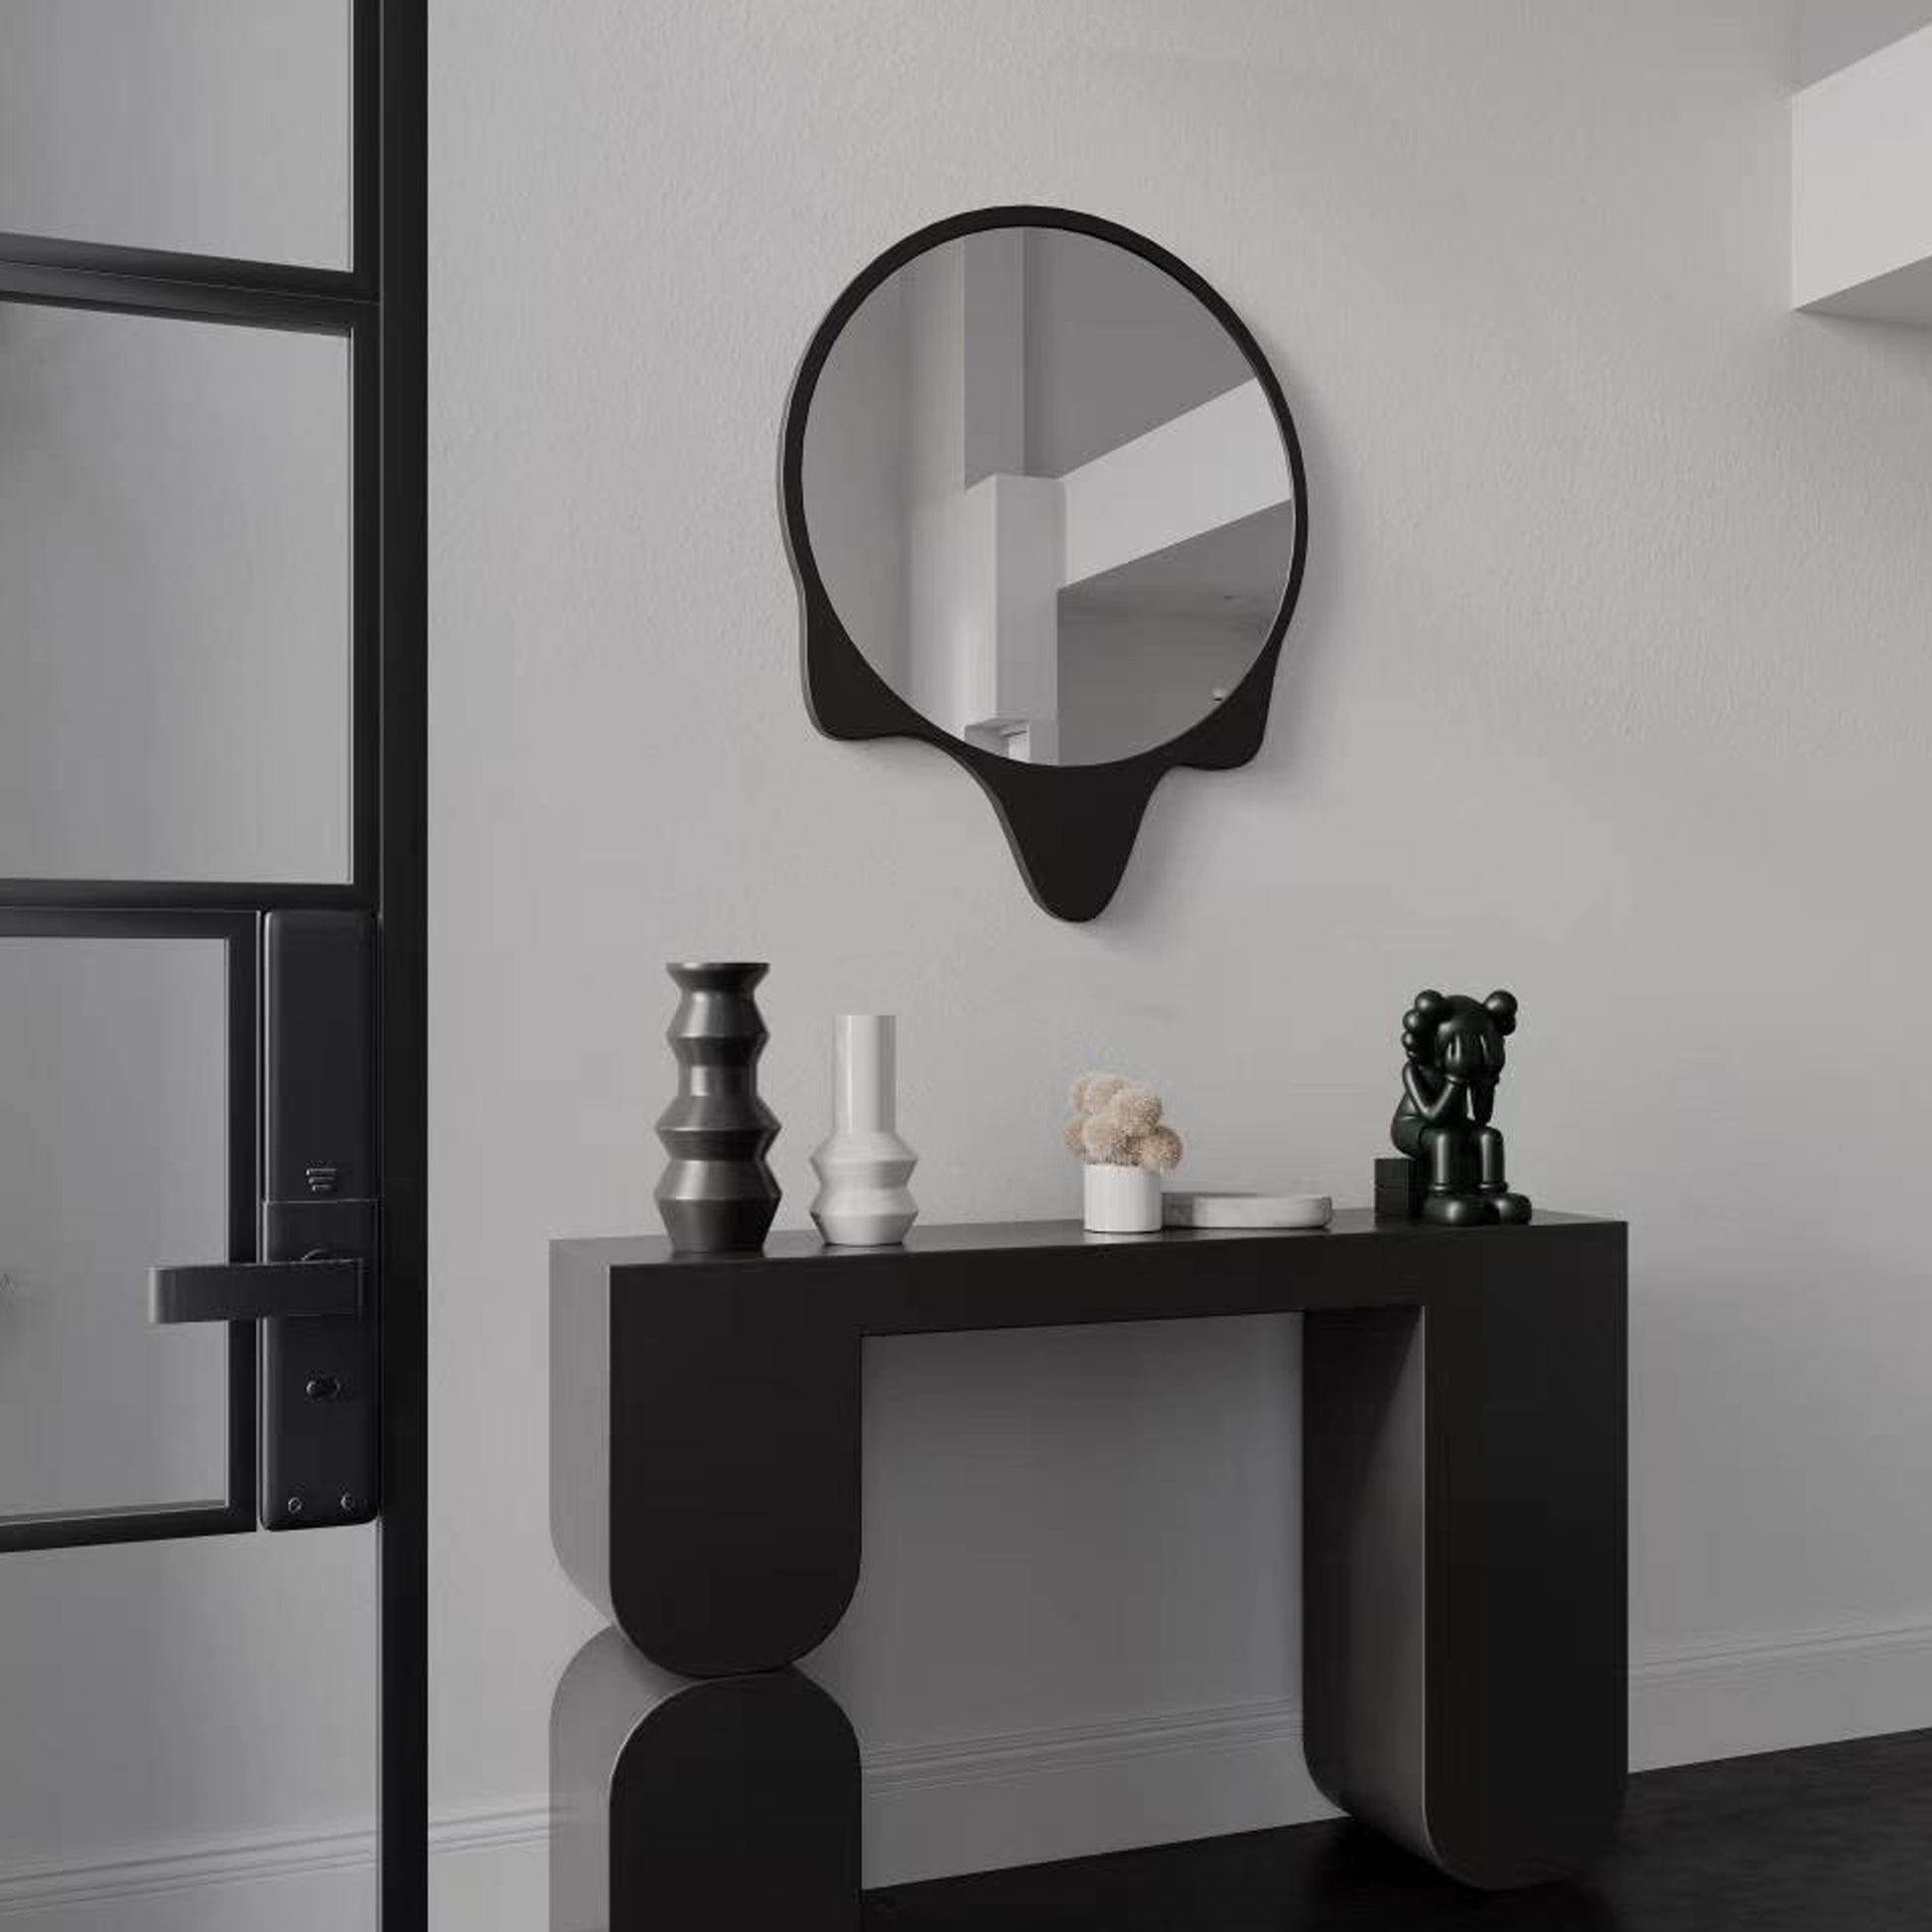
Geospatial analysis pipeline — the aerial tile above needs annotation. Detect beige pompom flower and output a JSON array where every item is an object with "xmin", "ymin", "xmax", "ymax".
[
  {"xmin": 1076, "ymin": 1072, "xmax": 1128, "ymax": 1115},
  {"xmin": 1110, "ymin": 1083, "xmax": 1162, "ymax": 1135},
  {"xmin": 1080, "ymin": 1112, "xmax": 1136, "ymax": 1165},
  {"xmin": 1064, "ymin": 1070, "xmax": 1183, "ymax": 1171}
]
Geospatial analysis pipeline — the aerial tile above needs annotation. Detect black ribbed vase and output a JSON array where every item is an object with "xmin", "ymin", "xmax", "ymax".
[{"xmin": 654, "ymin": 962, "xmax": 782, "ymax": 1254}]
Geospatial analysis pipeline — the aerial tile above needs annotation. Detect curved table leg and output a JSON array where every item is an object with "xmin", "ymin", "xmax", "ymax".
[
  {"xmin": 552, "ymin": 1629, "xmax": 861, "ymax": 1930},
  {"xmin": 1304, "ymin": 1263, "xmax": 1627, "ymax": 1887}
]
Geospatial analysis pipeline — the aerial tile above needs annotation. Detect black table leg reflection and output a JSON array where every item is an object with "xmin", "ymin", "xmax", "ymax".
[
  {"xmin": 1293, "ymin": 1822, "xmax": 1620, "ymax": 1930},
  {"xmin": 551, "ymin": 1627, "xmax": 861, "ymax": 1931},
  {"xmin": 865, "ymin": 1819, "xmax": 1624, "ymax": 1931}
]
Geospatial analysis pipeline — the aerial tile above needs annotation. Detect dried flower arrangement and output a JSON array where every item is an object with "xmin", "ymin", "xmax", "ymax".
[{"xmin": 1063, "ymin": 1072, "xmax": 1184, "ymax": 1173}]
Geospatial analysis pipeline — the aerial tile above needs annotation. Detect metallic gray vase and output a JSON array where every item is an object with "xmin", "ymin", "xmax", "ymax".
[{"xmin": 654, "ymin": 962, "xmax": 781, "ymax": 1253}]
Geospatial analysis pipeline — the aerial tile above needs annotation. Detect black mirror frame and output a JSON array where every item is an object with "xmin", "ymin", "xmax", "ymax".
[{"xmin": 779, "ymin": 205, "xmax": 1310, "ymax": 922}]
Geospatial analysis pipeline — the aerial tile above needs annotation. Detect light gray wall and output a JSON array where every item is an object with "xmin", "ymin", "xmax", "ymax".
[{"xmin": 429, "ymin": 0, "xmax": 1932, "ymax": 1909}]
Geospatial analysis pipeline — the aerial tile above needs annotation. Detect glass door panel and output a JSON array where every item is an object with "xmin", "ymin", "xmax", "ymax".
[
  {"xmin": 0, "ymin": 934, "xmax": 231, "ymax": 1520},
  {"xmin": 0, "ymin": 2, "xmax": 418, "ymax": 1920},
  {"xmin": 0, "ymin": 303, "xmax": 353, "ymax": 885},
  {"xmin": 0, "ymin": 916, "xmax": 379, "ymax": 1926},
  {"xmin": 0, "ymin": 0, "xmax": 352, "ymax": 268},
  {"xmin": 0, "ymin": 1536, "xmax": 378, "ymax": 1927}
]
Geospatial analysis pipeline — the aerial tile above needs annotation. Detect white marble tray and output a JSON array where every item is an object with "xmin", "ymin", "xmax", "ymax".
[{"xmin": 1163, "ymin": 1190, "xmax": 1333, "ymax": 1230}]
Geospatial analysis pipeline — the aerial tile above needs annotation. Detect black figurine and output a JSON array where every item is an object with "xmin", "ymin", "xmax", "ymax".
[{"xmin": 1388, "ymin": 989, "xmax": 1532, "ymax": 1227}]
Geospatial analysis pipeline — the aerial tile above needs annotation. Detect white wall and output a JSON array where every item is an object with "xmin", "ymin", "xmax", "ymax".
[{"xmin": 430, "ymin": 0, "xmax": 1932, "ymax": 1910}]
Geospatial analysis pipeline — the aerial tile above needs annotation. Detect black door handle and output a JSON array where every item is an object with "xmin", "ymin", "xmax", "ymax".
[{"xmin": 150, "ymin": 1258, "xmax": 364, "ymax": 1325}]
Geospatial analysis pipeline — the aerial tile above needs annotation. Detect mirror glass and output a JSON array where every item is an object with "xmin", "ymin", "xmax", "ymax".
[{"xmin": 800, "ymin": 225, "xmax": 1296, "ymax": 765}]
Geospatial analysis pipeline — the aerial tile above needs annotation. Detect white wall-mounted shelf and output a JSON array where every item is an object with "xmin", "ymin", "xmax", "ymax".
[{"xmin": 1792, "ymin": 23, "xmax": 1932, "ymax": 324}]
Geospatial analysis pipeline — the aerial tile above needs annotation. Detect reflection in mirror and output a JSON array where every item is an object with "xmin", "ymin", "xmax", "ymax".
[
  {"xmin": 0, "ymin": 304, "xmax": 352, "ymax": 883},
  {"xmin": 0, "ymin": 0, "xmax": 352, "ymax": 267},
  {"xmin": 802, "ymin": 227, "xmax": 1296, "ymax": 765}
]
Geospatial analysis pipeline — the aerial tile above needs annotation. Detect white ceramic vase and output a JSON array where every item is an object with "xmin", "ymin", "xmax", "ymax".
[
  {"xmin": 1083, "ymin": 1162, "xmax": 1162, "ymax": 1234},
  {"xmin": 810, "ymin": 1015, "xmax": 918, "ymax": 1246}
]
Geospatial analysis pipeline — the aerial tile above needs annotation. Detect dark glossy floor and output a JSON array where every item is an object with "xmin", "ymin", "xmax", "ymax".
[{"xmin": 867, "ymin": 1729, "xmax": 1932, "ymax": 1930}]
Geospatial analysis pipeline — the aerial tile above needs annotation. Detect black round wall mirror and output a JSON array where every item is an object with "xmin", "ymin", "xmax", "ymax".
[{"xmin": 780, "ymin": 206, "xmax": 1309, "ymax": 921}]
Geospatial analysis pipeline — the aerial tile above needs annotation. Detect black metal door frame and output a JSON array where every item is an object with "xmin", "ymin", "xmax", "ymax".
[{"xmin": 0, "ymin": 5, "xmax": 427, "ymax": 1920}]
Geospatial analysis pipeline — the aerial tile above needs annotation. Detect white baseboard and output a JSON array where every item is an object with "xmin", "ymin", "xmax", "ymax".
[
  {"xmin": 1628, "ymin": 1613, "xmax": 1932, "ymax": 1772},
  {"xmin": 865, "ymin": 1612, "xmax": 1932, "ymax": 1886},
  {"xmin": 430, "ymin": 1802, "xmax": 552, "ymax": 1932},
  {"xmin": 0, "ymin": 1803, "xmax": 551, "ymax": 1932},
  {"xmin": 6, "ymin": 1616, "xmax": 1931, "ymax": 1926},
  {"xmin": 863, "ymin": 1697, "xmax": 1330, "ymax": 1888}
]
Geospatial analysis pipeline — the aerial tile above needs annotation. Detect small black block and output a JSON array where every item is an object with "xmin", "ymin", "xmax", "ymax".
[{"xmin": 1375, "ymin": 1156, "xmax": 1427, "ymax": 1221}]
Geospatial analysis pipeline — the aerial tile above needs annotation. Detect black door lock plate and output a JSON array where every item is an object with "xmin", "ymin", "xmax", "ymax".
[{"xmin": 261, "ymin": 1198, "xmax": 377, "ymax": 1531}]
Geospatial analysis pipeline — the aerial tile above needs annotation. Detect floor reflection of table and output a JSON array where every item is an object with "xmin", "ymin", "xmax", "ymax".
[{"xmin": 550, "ymin": 1211, "xmax": 1627, "ymax": 1928}]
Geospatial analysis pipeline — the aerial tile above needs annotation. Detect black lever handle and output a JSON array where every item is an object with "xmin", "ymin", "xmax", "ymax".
[{"xmin": 150, "ymin": 1258, "xmax": 363, "ymax": 1325}]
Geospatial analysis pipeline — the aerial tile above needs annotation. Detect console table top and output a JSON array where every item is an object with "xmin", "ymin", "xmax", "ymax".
[
  {"xmin": 555, "ymin": 1208, "xmax": 1622, "ymax": 1337},
  {"xmin": 558, "ymin": 1205, "xmax": 1615, "ymax": 1272}
]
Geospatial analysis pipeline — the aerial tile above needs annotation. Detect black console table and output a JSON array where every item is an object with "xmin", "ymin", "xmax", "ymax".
[{"xmin": 550, "ymin": 1210, "xmax": 1626, "ymax": 1928}]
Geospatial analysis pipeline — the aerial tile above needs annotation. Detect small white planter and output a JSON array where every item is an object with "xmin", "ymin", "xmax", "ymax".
[{"xmin": 1083, "ymin": 1163, "xmax": 1162, "ymax": 1234}]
